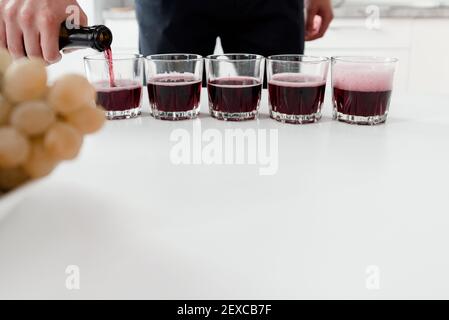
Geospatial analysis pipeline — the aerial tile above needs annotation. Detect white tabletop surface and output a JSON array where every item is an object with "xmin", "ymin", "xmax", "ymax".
[{"xmin": 1, "ymin": 55, "xmax": 449, "ymax": 299}]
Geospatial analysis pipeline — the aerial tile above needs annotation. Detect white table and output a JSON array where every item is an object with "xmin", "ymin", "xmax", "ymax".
[{"xmin": 0, "ymin": 87, "xmax": 448, "ymax": 299}]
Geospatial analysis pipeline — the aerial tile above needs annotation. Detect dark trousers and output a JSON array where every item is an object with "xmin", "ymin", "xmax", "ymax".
[{"xmin": 135, "ymin": 0, "xmax": 305, "ymax": 57}]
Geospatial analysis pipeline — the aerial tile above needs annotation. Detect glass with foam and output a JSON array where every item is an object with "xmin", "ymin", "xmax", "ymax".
[
  {"xmin": 332, "ymin": 56, "xmax": 398, "ymax": 125},
  {"xmin": 267, "ymin": 55, "xmax": 330, "ymax": 124}
]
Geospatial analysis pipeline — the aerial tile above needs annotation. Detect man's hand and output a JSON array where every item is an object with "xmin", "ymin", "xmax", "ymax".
[
  {"xmin": 0, "ymin": 0, "xmax": 87, "ymax": 64},
  {"xmin": 305, "ymin": 0, "xmax": 334, "ymax": 41}
]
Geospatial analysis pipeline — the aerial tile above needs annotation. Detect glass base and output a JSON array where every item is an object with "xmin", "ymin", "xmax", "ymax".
[
  {"xmin": 105, "ymin": 107, "xmax": 141, "ymax": 120},
  {"xmin": 151, "ymin": 108, "xmax": 199, "ymax": 121},
  {"xmin": 270, "ymin": 110, "xmax": 321, "ymax": 124},
  {"xmin": 334, "ymin": 111, "xmax": 388, "ymax": 125},
  {"xmin": 210, "ymin": 109, "xmax": 257, "ymax": 121}
]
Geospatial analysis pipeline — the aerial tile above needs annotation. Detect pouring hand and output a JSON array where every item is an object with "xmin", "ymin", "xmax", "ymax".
[
  {"xmin": 305, "ymin": 0, "xmax": 334, "ymax": 41},
  {"xmin": 0, "ymin": 0, "xmax": 87, "ymax": 64}
]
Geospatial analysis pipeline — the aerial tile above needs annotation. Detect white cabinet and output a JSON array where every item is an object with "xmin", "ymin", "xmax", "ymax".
[
  {"xmin": 306, "ymin": 19, "xmax": 412, "ymax": 93},
  {"xmin": 105, "ymin": 18, "xmax": 139, "ymax": 51},
  {"xmin": 409, "ymin": 19, "xmax": 449, "ymax": 95},
  {"xmin": 306, "ymin": 18, "xmax": 449, "ymax": 95}
]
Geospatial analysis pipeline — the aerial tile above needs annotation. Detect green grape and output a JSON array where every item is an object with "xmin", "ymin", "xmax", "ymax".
[
  {"xmin": 24, "ymin": 139, "xmax": 58, "ymax": 179},
  {"xmin": 3, "ymin": 58, "xmax": 47, "ymax": 104},
  {"xmin": 0, "ymin": 48, "xmax": 12, "ymax": 76},
  {"xmin": 11, "ymin": 101, "xmax": 55, "ymax": 136},
  {"xmin": 44, "ymin": 122, "xmax": 83, "ymax": 160},
  {"xmin": 0, "ymin": 167, "xmax": 29, "ymax": 192},
  {"xmin": 0, "ymin": 95, "xmax": 12, "ymax": 125},
  {"xmin": 65, "ymin": 104, "xmax": 105, "ymax": 134},
  {"xmin": 48, "ymin": 74, "xmax": 96, "ymax": 115},
  {"xmin": 0, "ymin": 127, "xmax": 30, "ymax": 169}
]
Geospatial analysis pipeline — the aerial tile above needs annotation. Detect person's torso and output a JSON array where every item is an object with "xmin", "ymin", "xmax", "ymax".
[{"xmin": 135, "ymin": 0, "xmax": 303, "ymax": 20}]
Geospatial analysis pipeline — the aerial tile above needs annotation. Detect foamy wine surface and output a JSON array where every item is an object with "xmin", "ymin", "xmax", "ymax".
[
  {"xmin": 209, "ymin": 76, "xmax": 261, "ymax": 87},
  {"xmin": 147, "ymin": 73, "xmax": 200, "ymax": 85},
  {"xmin": 95, "ymin": 79, "xmax": 141, "ymax": 91},
  {"xmin": 333, "ymin": 65, "xmax": 395, "ymax": 92},
  {"xmin": 269, "ymin": 73, "xmax": 326, "ymax": 87}
]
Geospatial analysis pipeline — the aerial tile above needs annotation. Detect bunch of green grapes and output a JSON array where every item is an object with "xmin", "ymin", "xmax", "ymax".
[{"xmin": 0, "ymin": 49, "xmax": 105, "ymax": 194}]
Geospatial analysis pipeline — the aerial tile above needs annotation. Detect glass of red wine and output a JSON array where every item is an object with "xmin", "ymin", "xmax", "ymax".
[
  {"xmin": 332, "ymin": 56, "xmax": 398, "ymax": 125},
  {"xmin": 267, "ymin": 55, "xmax": 329, "ymax": 124},
  {"xmin": 206, "ymin": 54, "xmax": 265, "ymax": 121},
  {"xmin": 145, "ymin": 54, "xmax": 203, "ymax": 121},
  {"xmin": 84, "ymin": 53, "xmax": 144, "ymax": 120}
]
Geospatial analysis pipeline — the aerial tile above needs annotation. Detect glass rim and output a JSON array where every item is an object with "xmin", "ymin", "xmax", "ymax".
[
  {"xmin": 332, "ymin": 56, "xmax": 399, "ymax": 64},
  {"xmin": 206, "ymin": 53, "xmax": 265, "ymax": 62},
  {"xmin": 268, "ymin": 54, "xmax": 329, "ymax": 63},
  {"xmin": 84, "ymin": 53, "xmax": 143, "ymax": 61},
  {"xmin": 146, "ymin": 53, "xmax": 203, "ymax": 62}
]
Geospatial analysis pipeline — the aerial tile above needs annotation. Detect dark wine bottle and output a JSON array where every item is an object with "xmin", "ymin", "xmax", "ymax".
[{"xmin": 59, "ymin": 24, "xmax": 113, "ymax": 52}]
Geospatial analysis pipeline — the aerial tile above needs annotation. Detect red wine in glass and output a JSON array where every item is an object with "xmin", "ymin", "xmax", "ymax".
[
  {"xmin": 332, "ymin": 66, "xmax": 395, "ymax": 124},
  {"xmin": 147, "ymin": 74, "xmax": 202, "ymax": 115},
  {"xmin": 95, "ymin": 80, "xmax": 142, "ymax": 112},
  {"xmin": 268, "ymin": 73, "xmax": 326, "ymax": 119},
  {"xmin": 208, "ymin": 76, "xmax": 262, "ymax": 120},
  {"xmin": 333, "ymin": 88, "xmax": 392, "ymax": 117}
]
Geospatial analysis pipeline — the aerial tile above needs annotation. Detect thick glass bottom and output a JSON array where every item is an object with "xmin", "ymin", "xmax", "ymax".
[
  {"xmin": 270, "ymin": 110, "xmax": 321, "ymax": 124},
  {"xmin": 105, "ymin": 107, "xmax": 141, "ymax": 120},
  {"xmin": 334, "ymin": 111, "xmax": 388, "ymax": 125},
  {"xmin": 210, "ymin": 109, "xmax": 257, "ymax": 121},
  {"xmin": 151, "ymin": 107, "xmax": 200, "ymax": 121}
]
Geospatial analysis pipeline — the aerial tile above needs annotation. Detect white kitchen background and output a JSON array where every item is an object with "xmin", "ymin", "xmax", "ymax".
[{"xmin": 56, "ymin": 0, "xmax": 449, "ymax": 96}]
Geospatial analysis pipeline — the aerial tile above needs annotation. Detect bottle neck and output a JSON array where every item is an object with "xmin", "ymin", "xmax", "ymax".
[{"xmin": 59, "ymin": 25, "xmax": 113, "ymax": 52}]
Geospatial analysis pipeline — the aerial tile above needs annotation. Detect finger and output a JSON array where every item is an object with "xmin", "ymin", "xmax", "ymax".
[
  {"xmin": 0, "ymin": 1, "xmax": 9, "ymax": 48},
  {"xmin": 305, "ymin": 7, "xmax": 318, "ymax": 35},
  {"xmin": 79, "ymin": 9, "xmax": 88, "ymax": 27},
  {"xmin": 38, "ymin": 16, "xmax": 61, "ymax": 64},
  {"xmin": 0, "ymin": 21, "xmax": 6, "ymax": 48},
  {"xmin": 18, "ymin": 8, "xmax": 43, "ymax": 58},
  {"xmin": 23, "ymin": 29, "xmax": 43, "ymax": 58},
  {"xmin": 5, "ymin": 21, "xmax": 25, "ymax": 58},
  {"xmin": 3, "ymin": 3, "xmax": 25, "ymax": 58},
  {"xmin": 315, "ymin": 12, "xmax": 334, "ymax": 40}
]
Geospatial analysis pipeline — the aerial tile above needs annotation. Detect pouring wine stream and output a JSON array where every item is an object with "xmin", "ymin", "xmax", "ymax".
[{"xmin": 104, "ymin": 47, "xmax": 116, "ymax": 87}]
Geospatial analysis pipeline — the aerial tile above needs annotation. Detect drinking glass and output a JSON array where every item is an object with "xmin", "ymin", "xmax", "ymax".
[
  {"xmin": 146, "ymin": 54, "xmax": 203, "ymax": 121},
  {"xmin": 206, "ymin": 54, "xmax": 265, "ymax": 121},
  {"xmin": 332, "ymin": 56, "xmax": 398, "ymax": 125},
  {"xmin": 84, "ymin": 53, "xmax": 144, "ymax": 120},
  {"xmin": 267, "ymin": 55, "xmax": 329, "ymax": 124}
]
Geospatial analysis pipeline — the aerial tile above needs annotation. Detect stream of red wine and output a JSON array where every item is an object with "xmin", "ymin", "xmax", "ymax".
[{"xmin": 104, "ymin": 47, "xmax": 116, "ymax": 87}]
